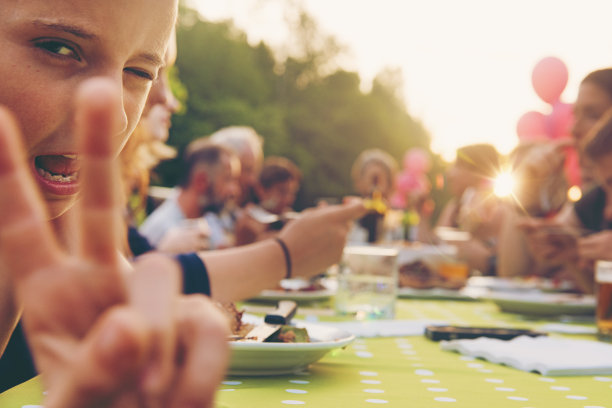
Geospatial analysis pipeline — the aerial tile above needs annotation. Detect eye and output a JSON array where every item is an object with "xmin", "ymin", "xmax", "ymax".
[
  {"xmin": 35, "ymin": 39, "xmax": 81, "ymax": 61},
  {"xmin": 124, "ymin": 68, "xmax": 155, "ymax": 82}
]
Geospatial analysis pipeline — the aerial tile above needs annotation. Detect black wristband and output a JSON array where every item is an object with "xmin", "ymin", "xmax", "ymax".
[{"xmin": 274, "ymin": 237, "xmax": 292, "ymax": 279}]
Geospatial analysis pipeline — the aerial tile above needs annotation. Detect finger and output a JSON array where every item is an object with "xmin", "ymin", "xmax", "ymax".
[
  {"xmin": 44, "ymin": 306, "xmax": 151, "ymax": 408},
  {"xmin": 331, "ymin": 199, "xmax": 368, "ymax": 221},
  {"xmin": 75, "ymin": 78, "xmax": 122, "ymax": 265},
  {"xmin": 0, "ymin": 107, "xmax": 63, "ymax": 281},
  {"xmin": 128, "ymin": 253, "xmax": 181, "ymax": 397},
  {"xmin": 171, "ymin": 296, "xmax": 230, "ymax": 408}
]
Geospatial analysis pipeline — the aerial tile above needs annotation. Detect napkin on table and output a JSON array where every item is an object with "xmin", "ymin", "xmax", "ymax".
[
  {"xmin": 317, "ymin": 319, "xmax": 447, "ymax": 338},
  {"xmin": 441, "ymin": 335, "xmax": 612, "ymax": 376}
]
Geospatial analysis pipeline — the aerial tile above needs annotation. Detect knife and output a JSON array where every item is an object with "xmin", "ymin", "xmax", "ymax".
[{"xmin": 243, "ymin": 300, "xmax": 297, "ymax": 342}]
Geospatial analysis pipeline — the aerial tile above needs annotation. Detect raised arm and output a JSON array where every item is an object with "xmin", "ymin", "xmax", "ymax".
[{"xmin": 203, "ymin": 201, "xmax": 366, "ymax": 302}]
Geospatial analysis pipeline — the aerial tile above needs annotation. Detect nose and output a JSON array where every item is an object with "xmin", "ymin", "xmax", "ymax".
[
  {"xmin": 147, "ymin": 72, "xmax": 179, "ymax": 113},
  {"xmin": 99, "ymin": 74, "xmax": 128, "ymax": 136}
]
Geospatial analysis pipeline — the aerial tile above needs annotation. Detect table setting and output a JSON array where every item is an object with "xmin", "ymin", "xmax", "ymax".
[{"xmin": 2, "ymin": 244, "xmax": 611, "ymax": 408}]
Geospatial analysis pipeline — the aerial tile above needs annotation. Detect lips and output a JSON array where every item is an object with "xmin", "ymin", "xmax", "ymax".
[{"xmin": 32, "ymin": 154, "xmax": 81, "ymax": 196}]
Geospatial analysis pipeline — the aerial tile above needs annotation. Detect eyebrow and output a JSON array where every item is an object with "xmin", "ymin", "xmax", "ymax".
[
  {"xmin": 31, "ymin": 20, "xmax": 164, "ymax": 68},
  {"xmin": 139, "ymin": 52, "xmax": 164, "ymax": 69},
  {"xmin": 31, "ymin": 20, "xmax": 97, "ymax": 40}
]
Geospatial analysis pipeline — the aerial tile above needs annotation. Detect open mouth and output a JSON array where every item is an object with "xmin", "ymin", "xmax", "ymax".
[{"xmin": 32, "ymin": 154, "xmax": 81, "ymax": 195}]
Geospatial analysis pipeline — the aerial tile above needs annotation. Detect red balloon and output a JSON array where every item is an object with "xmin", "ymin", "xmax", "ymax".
[
  {"xmin": 532, "ymin": 57, "xmax": 569, "ymax": 104},
  {"xmin": 517, "ymin": 110, "xmax": 547, "ymax": 141}
]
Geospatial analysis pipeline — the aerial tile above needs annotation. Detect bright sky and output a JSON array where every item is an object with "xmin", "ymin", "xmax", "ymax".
[{"xmin": 191, "ymin": 0, "xmax": 612, "ymax": 160}]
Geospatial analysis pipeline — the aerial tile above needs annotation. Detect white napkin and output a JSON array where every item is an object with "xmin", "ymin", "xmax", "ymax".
[
  {"xmin": 536, "ymin": 323, "xmax": 597, "ymax": 335},
  {"xmin": 317, "ymin": 319, "xmax": 447, "ymax": 338},
  {"xmin": 441, "ymin": 335, "xmax": 612, "ymax": 376}
]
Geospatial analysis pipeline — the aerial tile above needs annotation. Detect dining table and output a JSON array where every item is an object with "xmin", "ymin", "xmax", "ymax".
[{"xmin": 1, "ymin": 295, "xmax": 611, "ymax": 408}]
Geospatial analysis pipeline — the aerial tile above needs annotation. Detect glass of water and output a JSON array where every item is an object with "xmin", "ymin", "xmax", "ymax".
[{"xmin": 335, "ymin": 245, "xmax": 399, "ymax": 320}]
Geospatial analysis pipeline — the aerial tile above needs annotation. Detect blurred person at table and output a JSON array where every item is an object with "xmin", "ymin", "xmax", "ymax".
[
  {"xmin": 209, "ymin": 126, "xmax": 271, "ymax": 245},
  {"xmin": 509, "ymin": 110, "xmax": 612, "ymax": 293},
  {"xmin": 210, "ymin": 126, "xmax": 264, "ymax": 207},
  {"xmin": 238, "ymin": 156, "xmax": 304, "ymax": 241},
  {"xmin": 498, "ymin": 68, "xmax": 612, "ymax": 284},
  {"xmin": 436, "ymin": 144, "xmax": 507, "ymax": 275},
  {"xmin": 348, "ymin": 148, "xmax": 399, "ymax": 243},
  {"xmin": 256, "ymin": 156, "xmax": 302, "ymax": 216},
  {"xmin": 139, "ymin": 141, "xmax": 241, "ymax": 252}
]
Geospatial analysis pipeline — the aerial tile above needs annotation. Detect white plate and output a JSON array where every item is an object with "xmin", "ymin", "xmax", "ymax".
[
  {"xmin": 486, "ymin": 292, "xmax": 596, "ymax": 316},
  {"xmin": 253, "ymin": 279, "xmax": 335, "ymax": 302},
  {"xmin": 229, "ymin": 319, "xmax": 354, "ymax": 376},
  {"xmin": 397, "ymin": 287, "xmax": 475, "ymax": 300},
  {"xmin": 466, "ymin": 276, "xmax": 576, "ymax": 293},
  {"xmin": 255, "ymin": 289, "xmax": 335, "ymax": 302}
]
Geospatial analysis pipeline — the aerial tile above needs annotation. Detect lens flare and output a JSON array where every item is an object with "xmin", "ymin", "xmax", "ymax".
[
  {"xmin": 493, "ymin": 171, "xmax": 515, "ymax": 197},
  {"xmin": 567, "ymin": 185, "xmax": 582, "ymax": 202}
]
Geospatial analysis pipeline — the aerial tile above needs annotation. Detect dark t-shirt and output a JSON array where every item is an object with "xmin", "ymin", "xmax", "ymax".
[
  {"xmin": 0, "ymin": 230, "xmax": 211, "ymax": 393},
  {"xmin": 574, "ymin": 185, "xmax": 612, "ymax": 232}
]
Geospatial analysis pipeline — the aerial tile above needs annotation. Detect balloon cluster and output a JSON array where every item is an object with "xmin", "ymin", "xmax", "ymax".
[
  {"xmin": 390, "ymin": 147, "xmax": 431, "ymax": 210},
  {"xmin": 516, "ymin": 56, "xmax": 579, "ymax": 186}
]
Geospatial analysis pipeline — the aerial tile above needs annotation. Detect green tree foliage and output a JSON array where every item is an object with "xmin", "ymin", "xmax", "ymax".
[{"xmin": 158, "ymin": 4, "xmax": 443, "ymax": 210}]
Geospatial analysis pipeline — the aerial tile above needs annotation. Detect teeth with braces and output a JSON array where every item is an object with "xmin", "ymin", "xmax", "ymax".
[{"xmin": 37, "ymin": 167, "xmax": 79, "ymax": 183}]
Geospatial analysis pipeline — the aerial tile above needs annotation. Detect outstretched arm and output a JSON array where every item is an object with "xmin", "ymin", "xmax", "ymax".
[{"xmin": 203, "ymin": 200, "xmax": 366, "ymax": 302}]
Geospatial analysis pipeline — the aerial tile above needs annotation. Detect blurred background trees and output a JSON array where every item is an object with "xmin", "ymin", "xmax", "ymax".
[{"xmin": 156, "ymin": 3, "xmax": 446, "ymax": 210}]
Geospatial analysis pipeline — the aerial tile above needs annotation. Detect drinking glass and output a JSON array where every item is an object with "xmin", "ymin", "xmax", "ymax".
[
  {"xmin": 595, "ymin": 260, "xmax": 612, "ymax": 342},
  {"xmin": 335, "ymin": 245, "xmax": 398, "ymax": 320}
]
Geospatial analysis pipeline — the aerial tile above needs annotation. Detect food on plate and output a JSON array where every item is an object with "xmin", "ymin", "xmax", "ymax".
[
  {"xmin": 221, "ymin": 301, "xmax": 311, "ymax": 343},
  {"xmin": 268, "ymin": 326, "xmax": 310, "ymax": 343},
  {"xmin": 399, "ymin": 260, "xmax": 465, "ymax": 290},
  {"xmin": 218, "ymin": 302, "xmax": 255, "ymax": 337}
]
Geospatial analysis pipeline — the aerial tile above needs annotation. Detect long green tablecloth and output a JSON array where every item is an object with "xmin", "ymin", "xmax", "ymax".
[{"xmin": 2, "ymin": 299, "xmax": 611, "ymax": 407}]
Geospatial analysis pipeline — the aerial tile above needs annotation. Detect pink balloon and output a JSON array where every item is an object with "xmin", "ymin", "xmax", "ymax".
[
  {"xmin": 403, "ymin": 148, "xmax": 431, "ymax": 174},
  {"xmin": 396, "ymin": 172, "xmax": 417, "ymax": 192},
  {"xmin": 532, "ymin": 57, "xmax": 569, "ymax": 104},
  {"xmin": 390, "ymin": 193, "xmax": 407, "ymax": 209},
  {"xmin": 517, "ymin": 110, "xmax": 547, "ymax": 141},
  {"xmin": 546, "ymin": 101, "xmax": 574, "ymax": 140}
]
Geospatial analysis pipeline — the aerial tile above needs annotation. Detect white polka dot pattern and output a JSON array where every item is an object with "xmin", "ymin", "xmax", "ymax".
[
  {"xmin": 434, "ymin": 397, "xmax": 457, "ymax": 402},
  {"xmin": 285, "ymin": 389, "xmax": 308, "ymax": 394},
  {"xmin": 507, "ymin": 396, "xmax": 528, "ymax": 401}
]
